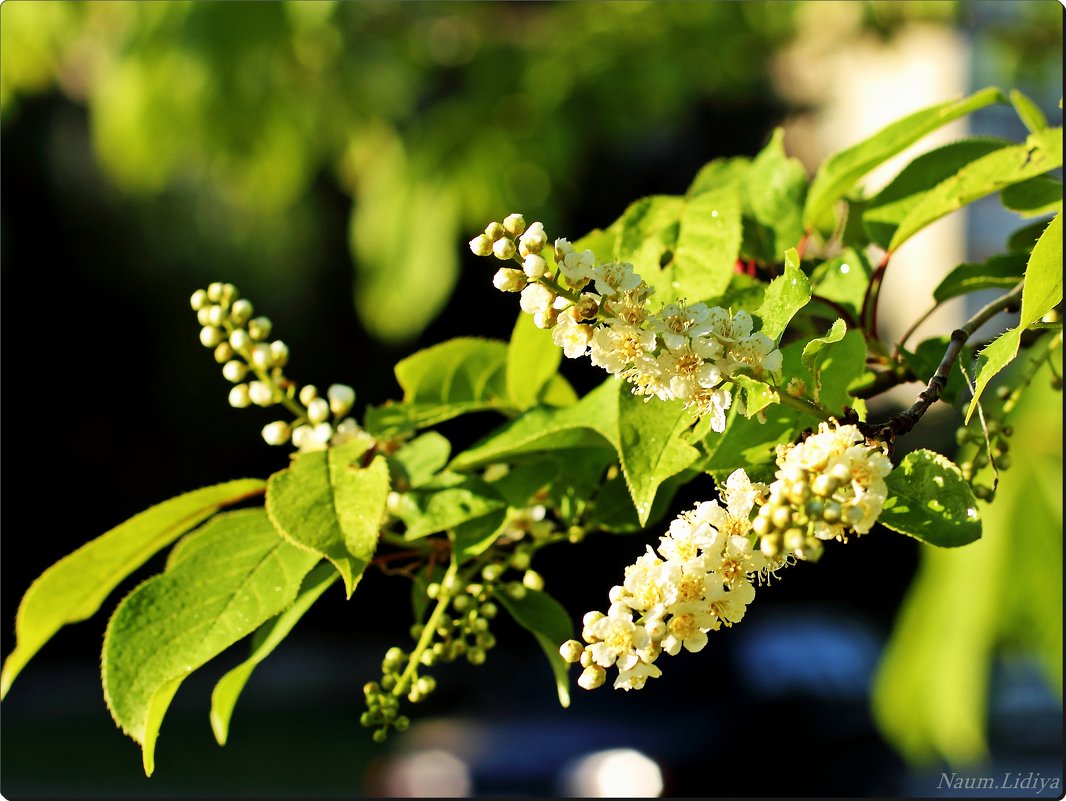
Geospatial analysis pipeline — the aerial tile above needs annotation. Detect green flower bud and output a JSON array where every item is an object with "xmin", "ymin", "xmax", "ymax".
[
  {"xmin": 261, "ymin": 421, "xmax": 291, "ymax": 446},
  {"xmin": 307, "ymin": 397, "xmax": 330, "ymax": 425},
  {"xmin": 249, "ymin": 381, "xmax": 275, "ymax": 407},
  {"xmin": 250, "ymin": 343, "xmax": 273, "ymax": 370},
  {"xmin": 829, "ymin": 462, "xmax": 852, "ymax": 485},
  {"xmin": 470, "ymin": 233, "xmax": 494, "ymax": 256},
  {"xmin": 787, "ymin": 481, "xmax": 810, "ymax": 505},
  {"xmin": 783, "ymin": 528, "xmax": 806, "ymax": 552},
  {"xmin": 372, "ymin": 728, "xmax": 388, "ymax": 744},
  {"xmin": 248, "ymin": 316, "xmax": 273, "ymax": 341},
  {"xmin": 771, "ymin": 506, "xmax": 792, "ymax": 530},
  {"xmin": 222, "ymin": 360, "xmax": 248, "ymax": 383},
  {"xmin": 206, "ymin": 305, "xmax": 226, "ymax": 327},
  {"xmin": 522, "ymin": 570, "xmax": 544, "ymax": 592},
  {"xmin": 509, "ymin": 551, "xmax": 531, "ymax": 571},
  {"xmin": 328, "ymin": 384, "xmax": 356, "ymax": 416},
  {"xmin": 559, "ymin": 640, "xmax": 584, "ymax": 663},
  {"xmin": 760, "ymin": 532, "xmax": 782, "ymax": 557},
  {"xmin": 220, "ymin": 283, "xmax": 238, "ymax": 305},
  {"xmin": 503, "ymin": 213, "xmax": 526, "ymax": 237},
  {"xmin": 190, "ymin": 289, "xmax": 209, "ymax": 310},
  {"xmin": 752, "ymin": 515, "xmax": 773, "ymax": 537},
  {"xmin": 506, "ymin": 581, "xmax": 527, "ymax": 601},
  {"xmin": 207, "ymin": 282, "xmax": 224, "ymax": 302},
  {"xmin": 270, "ymin": 340, "xmax": 289, "ymax": 367},
  {"xmin": 228, "ymin": 384, "xmax": 251, "ymax": 408},
  {"xmin": 395, "ymin": 716, "xmax": 410, "ymax": 732},
  {"xmin": 481, "ymin": 563, "xmax": 504, "ymax": 583},
  {"xmin": 229, "ymin": 329, "xmax": 252, "ymax": 351},
  {"xmin": 955, "ymin": 427, "xmax": 972, "ymax": 446},
  {"xmin": 997, "ymin": 454, "xmax": 1012, "ymax": 470},
  {"xmin": 811, "ymin": 474, "xmax": 837, "ymax": 497},
  {"xmin": 484, "ymin": 221, "xmax": 506, "ymax": 241},
  {"xmin": 214, "ymin": 342, "xmax": 235, "ymax": 363},
  {"xmin": 822, "ymin": 501, "xmax": 842, "ymax": 524},
  {"xmin": 479, "ymin": 601, "xmax": 497, "ymax": 619},
  {"xmin": 467, "ymin": 647, "xmax": 487, "ymax": 665},
  {"xmin": 230, "ymin": 298, "xmax": 254, "ymax": 325},
  {"xmin": 200, "ymin": 326, "xmax": 223, "ymax": 348}
]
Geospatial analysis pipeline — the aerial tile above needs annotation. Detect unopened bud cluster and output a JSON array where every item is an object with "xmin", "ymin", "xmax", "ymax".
[
  {"xmin": 561, "ymin": 421, "xmax": 895, "ymax": 692},
  {"xmin": 471, "ymin": 214, "xmax": 783, "ymax": 432},
  {"xmin": 191, "ymin": 282, "xmax": 363, "ymax": 451},
  {"xmin": 956, "ymin": 401, "xmax": 1015, "ymax": 502},
  {"xmin": 758, "ymin": 421, "xmax": 893, "ymax": 555}
]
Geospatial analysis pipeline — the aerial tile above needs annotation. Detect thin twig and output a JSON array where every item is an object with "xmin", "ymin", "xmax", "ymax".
[
  {"xmin": 871, "ymin": 281, "xmax": 1024, "ymax": 439},
  {"xmin": 895, "ymin": 302, "xmax": 940, "ymax": 355},
  {"xmin": 861, "ymin": 250, "xmax": 892, "ymax": 340}
]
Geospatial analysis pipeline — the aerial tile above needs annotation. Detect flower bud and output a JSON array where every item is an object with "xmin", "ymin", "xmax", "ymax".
[
  {"xmin": 200, "ymin": 326, "xmax": 223, "ymax": 348},
  {"xmin": 559, "ymin": 640, "xmax": 584, "ymax": 663},
  {"xmin": 506, "ymin": 581, "xmax": 527, "ymax": 600},
  {"xmin": 492, "ymin": 237, "xmax": 516, "ymax": 260},
  {"xmin": 220, "ymin": 283, "xmax": 238, "ymax": 305},
  {"xmin": 248, "ymin": 316, "xmax": 272, "ymax": 341},
  {"xmin": 307, "ymin": 397, "xmax": 330, "ymax": 425},
  {"xmin": 783, "ymin": 527, "xmax": 806, "ymax": 552},
  {"xmin": 262, "ymin": 421, "xmax": 291, "ymax": 446},
  {"xmin": 829, "ymin": 462, "xmax": 852, "ymax": 485},
  {"xmin": 250, "ymin": 344, "xmax": 273, "ymax": 370},
  {"xmin": 469, "ymin": 233, "xmax": 494, "ymax": 256},
  {"xmin": 522, "ymin": 254, "xmax": 548, "ymax": 278},
  {"xmin": 207, "ymin": 282, "xmax": 224, "ymax": 302},
  {"xmin": 508, "ymin": 550, "xmax": 531, "ymax": 571},
  {"xmin": 760, "ymin": 532, "xmax": 782, "ymax": 557},
  {"xmin": 579, "ymin": 649, "xmax": 594, "ymax": 668},
  {"xmin": 481, "ymin": 563, "xmax": 504, "ymax": 582},
  {"xmin": 197, "ymin": 306, "xmax": 214, "ymax": 326},
  {"xmin": 291, "ymin": 425, "xmax": 310, "ymax": 450},
  {"xmin": 493, "ymin": 268, "xmax": 527, "ymax": 292},
  {"xmin": 647, "ymin": 619, "xmax": 667, "ymax": 640},
  {"xmin": 249, "ymin": 381, "xmax": 275, "ymax": 406},
  {"xmin": 269, "ymin": 340, "xmax": 289, "ymax": 367},
  {"xmin": 299, "ymin": 385, "xmax": 318, "ymax": 406},
  {"xmin": 502, "ymin": 213, "xmax": 526, "ymax": 237},
  {"xmin": 533, "ymin": 309, "xmax": 559, "ymax": 329},
  {"xmin": 230, "ymin": 298, "xmax": 254, "ymax": 325},
  {"xmin": 518, "ymin": 222, "xmax": 547, "ymax": 256},
  {"xmin": 484, "ymin": 221, "xmax": 506, "ymax": 241},
  {"xmin": 214, "ymin": 342, "xmax": 235, "ymax": 363},
  {"xmin": 811, "ymin": 474, "xmax": 837, "ymax": 497},
  {"xmin": 466, "ymin": 647, "xmax": 487, "ymax": 666},
  {"xmin": 578, "ymin": 665, "xmax": 606, "ymax": 691},
  {"xmin": 575, "ymin": 294, "xmax": 599, "ymax": 320},
  {"xmin": 222, "ymin": 360, "xmax": 248, "ymax": 383},
  {"xmin": 522, "ymin": 570, "xmax": 544, "ymax": 592},
  {"xmin": 328, "ymin": 384, "xmax": 356, "ymax": 416},
  {"xmin": 228, "ymin": 384, "xmax": 252, "ymax": 408},
  {"xmin": 207, "ymin": 305, "xmax": 226, "ymax": 327},
  {"xmin": 229, "ymin": 329, "xmax": 251, "ymax": 351},
  {"xmin": 190, "ymin": 289, "xmax": 208, "ymax": 310},
  {"xmin": 479, "ymin": 601, "xmax": 497, "ymax": 619}
]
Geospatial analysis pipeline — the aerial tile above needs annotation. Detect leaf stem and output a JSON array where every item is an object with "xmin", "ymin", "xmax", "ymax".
[
  {"xmin": 871, "ymin": 281, "xmax": 1024, "ymax": 438},
  {"xmin": 895, "ymin": 301, "xmax": 941, "ymax": 356},
  {"xmin": 861, "ymin": 250, "xmax": 892, "ymax": 341},
  {"xmin": 809, "ymin": 295, "xmax": 860, "ymax": 330},
  {"xmin": 774, "ymin": 388, "xmax": 832, "ymax": 421}
]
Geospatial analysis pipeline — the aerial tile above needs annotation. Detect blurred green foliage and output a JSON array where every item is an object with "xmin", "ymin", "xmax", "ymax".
[{"xmin": 2, "ymin": 1, "xmax": 803, "ymax": 342}]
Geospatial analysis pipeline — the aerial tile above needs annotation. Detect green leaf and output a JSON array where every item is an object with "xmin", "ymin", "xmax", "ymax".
[
  {"xmin": 102, "ymin": 509, "xmax": 320, "ymax": 775},
  {"xmin": 1010, "ymin": 88, "xmax": 1048, "ymax": 133},
  {"xmin": 0, "ymin": 478, "xmax": 265, "ymax": 699},
  {"xmin": 1000, "ymin": 175, "xmax": 1063, "ymax": 218},
  {"xmin": 742, "ymin": 128, "xmax": 808, "ymax": 262},
  {"xmin": 611, "ymin": 195, "xmax": 684, "ymax": 286},
  {"xmin": 365, "ymin": 338, "xmax": 510, "ymax": 436},
  {"xmin": 265, "ymin": 439, "xmax": 389, "ymax": 596},
  {"xmin": 451, "ymin": 508, "xmax": 510, "ymax": 561},
  {"xmin": 617, "ymin": 394, "xmax": 699, "ymax": 525},
  {"xmin": 863, "ymin": 137, "xmax": 1009, "ymax": 249},
  {"xmin": 804, "ymin": 87, "xmax": 1006, "ymax": 227},
  {"xmin": 755, "ymin": 247, "xmax": 811, "ymax": 342},
  {"xmin": 495, "ymin": 588, "xmax": 573, "ymax": 708},
  {"xmin": 732, "ymin": 374, "xmax": 780, "ymax": 418},
  {"xmin": 1007, "ymin": 216, "xmax": 1055, "ymax": 253},
  {"xmin": 880, "ymin": 450, "xmax": 981, "ymax": 547},
  {"xmin": 451, "ymin": 380, "xmax": 696, "ymax": 525},
  {"xmin": 389, "ymin": 432, "xmax": 451, "ymax": 490},
  {"xmin": 686, "ymin": 155, "xmax": 751, "ymax": 197},
  {"xmin": 210, "ymin": 563, "xmax": 338, "ymax": 746},
  {"xmin": 507, "ymin": 313, "xmax": 562, "ymax": 410},
  {"xmin": 488, "ymin": 459, "xmax": 560, "ymax": 508},
  {"xmin": 809, "ymin": 248, "xmax": 872, "ymax": 318},
  {"xmin": 590, "ymin": 471, "xmax": 687, "ymax": 534},
  {"xmin": 666, "ymin": 186, "xmax": 742, "ymax": 303},
  {"xmin": 889, "ymin": 126, "xmax": 1063, "ymax": 251},
  {"xmin": 966, "ymin": 212, "xmax": 1062, "ymax": 421},
  {"xmin": 399, "ymin": 473, "xmax": 506, "ymax": 540},
  {"xmin": 933, "ymin": 252, "xmax": 1028, "ymax": 304},
  {"xmin": 800, "ymin": 322, "xmax": 867, "ymax": 412}
]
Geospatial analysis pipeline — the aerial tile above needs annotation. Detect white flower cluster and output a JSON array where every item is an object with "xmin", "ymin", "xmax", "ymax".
[
  {"xmin": 755, "ymin": 421, "xmax": 893, "ymax": 555},
  {"xmin": 560, "ymin": 421, "xmax": 894, "ymax": 691},
  {"xmin": 191, "ymin": 282, "xmax": 364, "ymax": 451},
  {"xmin": 470, "ymin": 215, "xmax": 783, "ymax": 432},
  {"xmin": 559, "ymin": 470, "xmax": 782, "ymax": 691}
]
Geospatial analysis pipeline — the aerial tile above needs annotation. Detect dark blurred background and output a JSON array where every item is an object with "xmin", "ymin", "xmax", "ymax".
[{"xmin": 1, "ymin": 2, "xmax": 1061, "ymax": 797}]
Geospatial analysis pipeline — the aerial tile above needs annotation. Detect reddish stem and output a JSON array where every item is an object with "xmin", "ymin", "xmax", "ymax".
[
  {"xmin": 796, "ymin": 229, "xmax": 812, "ymax": 259},
  {"xmin": 861, "ymin": 250, "xmax": 892, "ymax": 340}
]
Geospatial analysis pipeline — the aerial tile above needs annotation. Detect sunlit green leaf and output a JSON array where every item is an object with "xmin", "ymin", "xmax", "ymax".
[
  {"xmin": 102, "ymin": 509, "xmax": 320, "ymax": 775},
  {"xmin": 804, "ymin": 87, "xmax": 1006, "ymax": 227},
  {"xmin": 388, "ymin": 432, "xmax": 451, "ymax": 490},
  {"xmin": 666, "ymin": 186, "xmax": 742, "ymax": 303},
  {"xmin": 863, "ymin": 137, "xmax": 1009, "ymax": 249},
  {"xmin": 880, "ymin": 450, "xmax": 981, "ymax": 547},
  {"xmin": 1000, "ymin": 175, "xmax": 1063, "ymax": 218},
  {"xmin": 507, "ymin": 313, "xmax": 562, "ymax": 411},
  {"xmin": 0, "ymin": 478, "xmax": 265, "ymax": 699},
  {"xmin": 889, "ymin": 126, "xmax": 1062, "ymax": 251},
  {"xmin": 933, "ymin": 252, "xmax": 1028, "ymax": 304},
  {"xmin": 210, "ymin": 563, "xmax": 338, "ymax": 746},
  {"xmin": 265, "ymin": 439, "xmax": 389, "ymax": 596},
  {"xmin": 1010, "ymin": 88, "xmax": 1048, "ymax": 133},
  {"xmin": 755, "ymin": 247, "xmax": 811, "ymax": 342},
  {"xmin": 966, "ymin": 212, "xmax": 1062, "ymax": 421}
]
